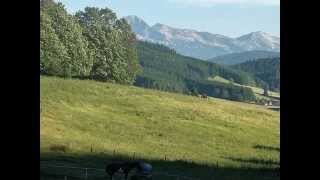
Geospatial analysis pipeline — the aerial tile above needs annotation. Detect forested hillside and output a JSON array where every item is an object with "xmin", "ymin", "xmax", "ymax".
[
  {"xmin": 135, "ymin": 41, "xmax": 256, "ymax": 101},
  {"xmin": 232, "ymin": 58, "xmax": 280, "ymax": 92},
  {"xmin": 208, "ymin": 50, "xmax": 280, "ymax": 65}
]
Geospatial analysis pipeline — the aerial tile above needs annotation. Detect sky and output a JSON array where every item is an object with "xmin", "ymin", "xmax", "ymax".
[{"xmin": 56, "ymin": 0, "xmax": 280, "ymax": 38}]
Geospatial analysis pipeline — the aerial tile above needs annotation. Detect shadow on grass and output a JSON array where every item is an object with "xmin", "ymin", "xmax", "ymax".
[
  {"xmin": 254, "ymin": 145, "xmax": 280, "ymax": 152},
  {"xmin": 227, "ymin": 157, "xmax": 280, "ymax": 166},
  {"xmin": 40, "ymin": 152, "xmax": 279, "ymax": 180}
]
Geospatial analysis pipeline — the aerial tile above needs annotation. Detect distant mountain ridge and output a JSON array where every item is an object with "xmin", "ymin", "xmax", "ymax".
[
  {"xmin": 124, "ymin": 15, "xmax": 280, "ymax": 60},
  {"xmin": 208, "ymin": 50, "xmax": 280, "ymax": 65}
]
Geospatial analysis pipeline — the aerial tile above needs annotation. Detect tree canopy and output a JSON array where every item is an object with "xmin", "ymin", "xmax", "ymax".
[{"xmin": 40, "ymin": 0, "xmax": 140, "ymax": 84}]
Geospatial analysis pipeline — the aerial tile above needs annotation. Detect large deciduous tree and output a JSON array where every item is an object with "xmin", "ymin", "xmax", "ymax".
[
  {"xmin": 75, "ymin": 7, "xmax": 140, "ymax": 84},
  {"xmin": 40, "ymin": 7, "xmax": 69, "ymax": 76},
  {"xmin": 40, "ymin": 1, "xmax": 92, "ymax": 77}
]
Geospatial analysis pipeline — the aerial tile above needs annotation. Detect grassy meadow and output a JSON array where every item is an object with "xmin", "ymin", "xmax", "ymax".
[{"xmin": 40, "ymin": 76, "xmax": 280, "ymax": 180}]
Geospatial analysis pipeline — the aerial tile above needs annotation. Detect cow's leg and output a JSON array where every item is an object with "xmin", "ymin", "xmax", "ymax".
[{"xmin": 110, "ymin": 173, "xmax": 115, "ymax": 180}]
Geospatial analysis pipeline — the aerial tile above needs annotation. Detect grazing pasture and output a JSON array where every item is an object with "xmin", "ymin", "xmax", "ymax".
[{"xmin": 40, "ymin": 76, "xmax": 279, "ymax": 180}]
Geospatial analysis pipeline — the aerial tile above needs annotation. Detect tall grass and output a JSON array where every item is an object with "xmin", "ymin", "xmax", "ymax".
[{"xmin": 40, "ymin": 76, "xmax": 279, "ymax": 179}]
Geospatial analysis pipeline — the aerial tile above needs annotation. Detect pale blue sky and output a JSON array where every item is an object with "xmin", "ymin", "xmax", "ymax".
[{"xmin": 56, "ymin": 0, "xmax": 280, "ymax": 38}]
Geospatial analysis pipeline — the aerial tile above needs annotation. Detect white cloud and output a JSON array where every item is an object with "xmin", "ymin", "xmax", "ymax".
[{"xmin": 168, "ymin": 0, "xmax": 280, "ymax": 7}]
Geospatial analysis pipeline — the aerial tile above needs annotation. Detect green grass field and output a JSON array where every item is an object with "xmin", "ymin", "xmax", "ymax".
[
  {"xmin": 40, "ymin": 76, "xmax": 280, "ymax": 180},
  {"xmin": 208, "ymin": 76, "xmax": 232, "ymax": 84}
]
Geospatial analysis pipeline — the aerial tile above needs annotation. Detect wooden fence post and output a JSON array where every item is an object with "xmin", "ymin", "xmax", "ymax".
[{"xmin": 85, "ymin": 168, "xmax": 88, "ymax": 179}]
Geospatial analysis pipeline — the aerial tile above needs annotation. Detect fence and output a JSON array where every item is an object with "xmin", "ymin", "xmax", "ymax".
[{"xmin": 40, "ymin": 163, "xmax": 200, "ymax": 180}]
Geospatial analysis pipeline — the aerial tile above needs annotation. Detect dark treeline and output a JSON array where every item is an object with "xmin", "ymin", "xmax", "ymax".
[
  {"xmin": 232, "ymin": 58, "xmax": 280, "ymax": 92},
  {"xmin": 40, "ymin": 0, "xmax": 140, "ymax": 84},
  {"xmin": 134, "ymin": 41, "xmax": 256, "ymax": 102},
  {"xmin": 208, "ymin": 50, "xmax": 280, "ymax": 65}
]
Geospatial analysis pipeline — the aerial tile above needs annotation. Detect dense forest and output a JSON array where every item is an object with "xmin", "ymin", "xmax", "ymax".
[
  {"xmin": 135, "ymin": 41, "xmax": 256, "ymax": 101},
  {"xmin": 208, "ymin": 50, "xmax": 280, "ymax": 65},
  {"xmin": 40, "ymin": 0, "xmax": 140, "ymax": 84},
  {"xmin": 40, "ymin": 0, "xmax": 258, "ymax": 102},
  {"xmin": 232, "ymin": 58, "xmax": 280, "ymax": 92}
]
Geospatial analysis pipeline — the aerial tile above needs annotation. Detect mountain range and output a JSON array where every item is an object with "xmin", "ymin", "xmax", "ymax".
[{"xmin": 124, "ymin": 15, "xmax": 280, "ymax": 60}]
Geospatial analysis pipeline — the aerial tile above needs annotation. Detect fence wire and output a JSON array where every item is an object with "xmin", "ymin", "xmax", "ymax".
[{"xmin": 40, "ymin": 164, "xmax": 200, "ymax": 180}]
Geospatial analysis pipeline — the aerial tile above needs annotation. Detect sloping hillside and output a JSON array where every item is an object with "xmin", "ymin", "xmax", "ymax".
[
  {"xmin": 40, "ymin": 76, "xmax": 279, "ymax": 180},
  {"xmin": 135, "ymin": 41, "xmax": 258, "ymax": 102},
  {"xmin": 232, "ymin": 58, "xmax": 280, "ymax": 92},
  {"xmin": 208, "ymin": 75, "xmax": 280, "ymax": 99}
]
